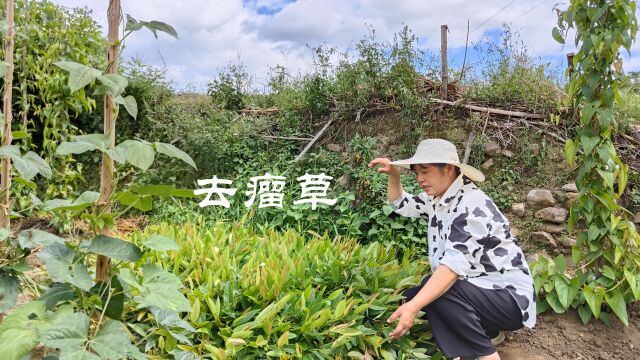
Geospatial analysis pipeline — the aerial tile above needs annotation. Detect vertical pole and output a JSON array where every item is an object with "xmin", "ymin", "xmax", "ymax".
[
  {"xmin": 567, "ymin": 52, "xmax": 575, "ymax": 78},
  {"xmin": 441, "ymin": 25, "xmax": 448, "ymax": 100},
  {"xmin": 96, "ymin": 0, "xmax": 120, "ymax": 282},
  {"xmin": 1, "ymin": 0, "xmax": 15, "ymax": 229}
]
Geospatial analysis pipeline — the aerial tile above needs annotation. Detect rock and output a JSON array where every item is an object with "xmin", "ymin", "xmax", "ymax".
[
  {"xmin": 532, "ymin": 231, "xmax": 557, "ymax": 247},
  {"xmin": 634, "ymin": 212, "xmax": 640, "ymax": 224},
  {"xmin": 511, "ymin": 203, "xmax": 526, "ymax": 217},
  {"xmin": 527, "ymin": 250, "xmax": 549, "ymax": 264},
  {"xmin": 481, "ymin": 158, "xmax": 494, "ymax": 170},
  {"xmin": 377, "ymin": 135, "xmax": 391, "ymax": 145},
  {"xmin": 526, "ymin": 253, "xmax": 540, "ymax": 264},
  {"xmin": 553, "ymin": 190, "xmax": 566, "ymax": 201},
  {"xmin": 500, "ymin": 149, "xmax": 514, "ymax": 158},
  {"xmin": 535, "ymin": 207, "xmax": 568, "ymax": 224},
  {"xmin": 543, "ymin": 222, "xmax": 565, "ymax": 234},
  {"xmin": 337, "ymin": 174, "xmax": 350, "ymax": 188},
  {"xmin": 325, "ymin": 143, "xmax": 343, "ymax": 152},
  {"xmin": 510, "ymin": 226, "xmax": 520, "ymax": 238},
  {"xmin": 557, "ymin": 236, "xmax": 576, "ymax": 248},
  {"xmin": 484, "ymin": 141, "xmax": 501, "ymax": 156},
  {"xmin": 563, "ymin": 192, "xmax": 579, "ymax": 209},
  {"xmin": 526, "ymin": 189, "xmax": 556, "ymax": 209},
  {"xmin": 561, "ymin": 183, "xmax": 578, "ymax": 192}
]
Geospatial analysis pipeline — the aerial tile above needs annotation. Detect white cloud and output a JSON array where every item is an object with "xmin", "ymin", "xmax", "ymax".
[{"xmin": 51, "ymin": 0, "xmax": 640, "ymax": 90}]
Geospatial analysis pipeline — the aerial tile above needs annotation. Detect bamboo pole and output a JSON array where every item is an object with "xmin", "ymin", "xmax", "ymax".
[
  {"xmin": 96, "ymin": 0, "xmax": 120, "ymax": 282},
  {"xmin": 0, "ymin": 0, "xmax": 15, "ymax": 229}
]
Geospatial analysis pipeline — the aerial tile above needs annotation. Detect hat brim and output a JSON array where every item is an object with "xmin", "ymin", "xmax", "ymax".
[{"xmin": 390, "ymin": 158, "xmax": 486, "ymax": 183}]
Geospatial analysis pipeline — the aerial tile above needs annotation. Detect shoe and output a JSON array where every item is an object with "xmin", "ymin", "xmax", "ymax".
[{"xmin": 491, "ymin": 331, "xmax": 505, "ymax": 346}]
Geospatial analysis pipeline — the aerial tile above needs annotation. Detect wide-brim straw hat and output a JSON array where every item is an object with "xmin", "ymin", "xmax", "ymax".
[{"xmin": 390, "ymin": 139, "xmax": 485, "ymax": 182}]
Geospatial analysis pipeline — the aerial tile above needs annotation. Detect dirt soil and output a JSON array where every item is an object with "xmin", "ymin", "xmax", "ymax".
[{"xmin": 498, "ymin": 303, "xmax": 640, "ymax": 360}]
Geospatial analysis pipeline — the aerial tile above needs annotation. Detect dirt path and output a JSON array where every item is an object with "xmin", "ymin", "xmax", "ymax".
[{"xmin": 498, "ymin": 304, "xmax": 640, "ymax": 360}]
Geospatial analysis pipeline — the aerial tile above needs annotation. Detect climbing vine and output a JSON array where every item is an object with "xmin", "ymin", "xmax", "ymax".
[{"xmin": 532, "ymin": 0, "xmax": 640, "ymax": 326}]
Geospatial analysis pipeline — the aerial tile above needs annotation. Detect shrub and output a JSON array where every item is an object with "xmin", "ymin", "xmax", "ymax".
[
  {"xmin": 465, "ymin": 25, "xmax": 562, "ymax": 115},
  {"xmin": 207, "ymin": 62, "xmax": 251, "ymax": 111}
]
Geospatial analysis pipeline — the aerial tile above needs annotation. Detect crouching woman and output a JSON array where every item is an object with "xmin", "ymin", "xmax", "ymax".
[{"xmin": 369, "ymin": 139, "xmax": 535, "ymax": 360}]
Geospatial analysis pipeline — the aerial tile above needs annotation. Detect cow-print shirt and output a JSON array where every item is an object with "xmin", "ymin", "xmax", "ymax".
[{"xmin": 389, "ymin": 174, "xmax": 536, "ymax": 328}]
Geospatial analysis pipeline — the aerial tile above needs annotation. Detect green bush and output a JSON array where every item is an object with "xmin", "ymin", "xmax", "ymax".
[
  {"xmin": 479, "ymin": 158, "xmax": 520, "ymax": 211},
  {"xmin": 3, "ymin": 0, "xmax": 105, "ymax": 217},
  {"xmin": 624, "ymin": 170, "xmax": 640, "ymax": 213},
  {"xmin": 207, "ymin": 63, "xmax": 251, "ymax": 111},
  {"xmin": 143, "ymin": 133, "xmax": 432, "ymax": 257},
  {"xmin": 616, "ymin": 72, "xmax": 640, "ymax": 129},
  {"xmin": 465, "ymin": 25, "xmax": 561, "ymax": 115}
]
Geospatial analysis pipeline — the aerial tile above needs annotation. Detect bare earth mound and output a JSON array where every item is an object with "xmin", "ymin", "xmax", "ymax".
[{"xmin": 498, "ymin": 304, "xmax": 640, "ymax": 360}]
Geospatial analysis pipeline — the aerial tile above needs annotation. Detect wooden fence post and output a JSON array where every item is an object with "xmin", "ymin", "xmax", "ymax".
[
  {"xmin": 567, "ymin": 52, "xmax": 575, "ymax": 77},
  {"xmin": 1, "ymin": 0, "xmax": 15, "ymax": 229},
  {"xmin": 441, "ymin": 24, "xmax": 448, "ymax": 100},
  {"xmin": 96, "ymin": 0, "xmax": 120, "ymax": 282}
]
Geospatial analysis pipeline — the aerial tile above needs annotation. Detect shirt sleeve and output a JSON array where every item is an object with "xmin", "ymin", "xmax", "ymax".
[
  {"xmin": 388, "ymin": 190, "xmax": 429, "ymax": 219},
  {"xmin": 439, "ymin": 210, "xmax": 489, "ymax": 278}
]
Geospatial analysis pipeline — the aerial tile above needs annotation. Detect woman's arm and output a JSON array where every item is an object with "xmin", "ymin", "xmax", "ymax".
[
  {"xmin": 387, "ymin": 265, "xmax": 458, "ymax": 339},
  {"xmin": 368, "ymin": 157, "xmax": 403, "ymax": 202},
  {"xmin": 369, "ymin": 157, "xmax": 429, "ymax": 219}
]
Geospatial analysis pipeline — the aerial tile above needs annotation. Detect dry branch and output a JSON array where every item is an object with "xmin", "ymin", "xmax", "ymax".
[
  {"xmin": 430, "ymin": 98, "xmax": 547, "ymax": 119},
  {"xmin": 240, "ymin": 107, "xmax": 280, "ymax": 114},
  {"xmin": 264, "ymin": 135, "xmax": 312, "ymax": 141},
  {"xmin": 294, "ymin": 117, "xmax": 335, "ymax": 162}
]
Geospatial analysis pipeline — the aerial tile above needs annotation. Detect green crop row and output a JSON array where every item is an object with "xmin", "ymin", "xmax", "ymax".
[{"xmin": 134, "ymin": 221, "xmax": 435, "ymax": 359}]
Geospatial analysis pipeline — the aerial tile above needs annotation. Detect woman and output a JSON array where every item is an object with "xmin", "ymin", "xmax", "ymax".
[{"xmin": 368, "ymin": 139, "xmax": 535, "ymax": 360}]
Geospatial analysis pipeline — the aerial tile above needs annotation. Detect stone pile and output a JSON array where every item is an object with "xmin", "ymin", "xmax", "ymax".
[{"xmin": 512, "ymin": 186, "xmax": 579, "ymax": 248}]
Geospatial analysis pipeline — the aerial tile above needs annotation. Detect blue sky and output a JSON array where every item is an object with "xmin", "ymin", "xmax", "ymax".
[{"xmin": 51, "ymin": 0, "xmax": 640, "ymax": 91}]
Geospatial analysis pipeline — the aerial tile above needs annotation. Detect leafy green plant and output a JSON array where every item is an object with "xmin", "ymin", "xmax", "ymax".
[
  {"xmin": 479, "ymin": 158, "xmax": 520, "ymax": 211},
  {"xmin": 132, "ymin": 221, "xmax": 435, "ymax": 358},
  {"xmin": 1, "ymin": 0, "xmax": 107, "ymax": 207},
  {"xmin": 625, "ymin": 170, "xmax": 640, "ymax": 213},
  {"xmin": 0, "ymin": 228, "xmax": 190, "ymax": 359},
  {"xmin": 207, "ymin": 62, "xmax": 250, "ymax": 111},
  {"xmin": 465, "ymin": 25, "xmax": 562, "ymax": 115},
  {"xmin": 533, "ymin": 0, "xmax": 640, "ymax": 326}
]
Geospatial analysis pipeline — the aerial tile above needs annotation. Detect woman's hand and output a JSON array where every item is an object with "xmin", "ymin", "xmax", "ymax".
[
  {"xmin": 387, "ymin": 300, "xmax": 421, "ymax": 340},
  {"xmin": 368, "ymin": 157, "xmax": 400, "ymax": 177}
]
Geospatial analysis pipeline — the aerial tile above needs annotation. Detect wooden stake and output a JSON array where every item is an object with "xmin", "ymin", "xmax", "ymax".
[
  {"xmin": 460, "ymin": 20, "xmax": 470, "ymax": 81},
  {"xmin": 441, "ymin": 25, "xmax": 448, "ymax": 100},
  {"xmin": 463, "ymin": 129, "xmax": 476, "ymax": 164},
  {"xmin": 0, "ymin": 0, "xmax": 15, "ymax": 229},
  {"xmin": 567, "ymin": 52, "xmax": 575, "ymax": 77},
  {"xmin": 21, "ymin": 0, "xmax": 30, "ymax": 129},
  {"xmin": 96, "ymin": 0, "xmax": 120, "ymax": 282}
]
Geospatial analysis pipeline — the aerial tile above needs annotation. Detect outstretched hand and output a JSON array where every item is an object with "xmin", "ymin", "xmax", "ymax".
[
  {"xmin": 387, "ymin": 300, "xmax": 421, "ymax": 340},
  {"xmin": 368, "ymin": 157, "xmax": 400, "ymax": 176}
]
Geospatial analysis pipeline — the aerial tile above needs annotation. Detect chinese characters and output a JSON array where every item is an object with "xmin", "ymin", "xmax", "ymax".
[{"xmin": 194, "ymin": 172, "xmax": 337, "ymax": 210}]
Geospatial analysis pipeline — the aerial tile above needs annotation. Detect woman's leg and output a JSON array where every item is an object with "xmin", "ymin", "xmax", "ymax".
[
  {"xmin": 478, "ymin": 352, "xmax": 501, "ymax": 360},
  {"xmin": 402, "ymin": 277, "xmax": 523, "ymax": 358}
]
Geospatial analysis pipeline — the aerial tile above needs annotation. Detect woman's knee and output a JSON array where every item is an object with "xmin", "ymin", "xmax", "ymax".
[
  {"xmin": 424, "ymin": 284, "xmax": 467, "ymax": 316},
  {"xmin": 424, "ymin": 291, "xmax": 454, "ymax": 315}
]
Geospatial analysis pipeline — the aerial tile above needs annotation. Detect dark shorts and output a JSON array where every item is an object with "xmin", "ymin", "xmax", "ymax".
[{"xmin": 403, "ymin": 276, "xmax": 524, "ymax": 358}]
